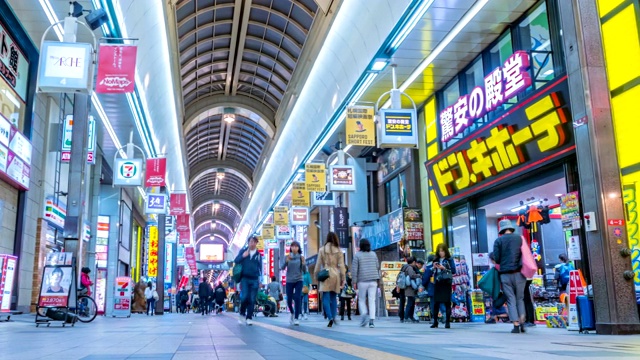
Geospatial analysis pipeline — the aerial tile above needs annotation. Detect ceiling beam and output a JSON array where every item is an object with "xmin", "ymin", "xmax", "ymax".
[
  {"xmin": 189, "ymin": 159, "xmax": 253, "ymax": 189},
  {"xmin": 231, "ymin": 0, "xmax": 253, "ymax": 96},
  {"xmin": 225, "ymin": 0, "xmax": 247, "ymax": 94}
]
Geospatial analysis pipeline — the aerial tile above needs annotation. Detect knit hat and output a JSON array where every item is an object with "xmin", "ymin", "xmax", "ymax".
[{"xmin": 498, "ymin": 219, "xmax": 515, "ymax": 234}]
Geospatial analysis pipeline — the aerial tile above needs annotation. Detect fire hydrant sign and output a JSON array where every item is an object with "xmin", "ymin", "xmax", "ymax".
[
  {"xmin": 96, "ymin": 44, "xmax": 137, "ymax": 93},
  {"xmin": 113, "ymin": 276, "xmax": 132, "ymax": 317}
]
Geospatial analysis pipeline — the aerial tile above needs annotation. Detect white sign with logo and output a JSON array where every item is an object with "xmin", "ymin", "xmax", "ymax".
[
  {"xmin": 290, "ymin": 207, "xmax": 309, "ymax": 226},
  {"xmin": 61, "ymin": 115, "xmax": 96, "ymax": 163},
  {"xmin": 37, "ymin": 41, "xmax": 93, "ymax": 94},
  {"xmin": 0, "ymin": 23, "xmax": 30, "ymax": 101},
  {"xmin": 113, "ymin": 158, "xmax": 143, "ymax": 186},
  {"xmin": 145, "ymin": 193, "xmax": 167, "ymax": 214}
]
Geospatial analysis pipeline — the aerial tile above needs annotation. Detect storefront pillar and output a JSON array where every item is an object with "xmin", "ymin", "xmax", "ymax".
[
  {"xmin": 558, "ymin": 0, "xmax": 640, "ymax": 334},
  {"xmin": 155, "ymin": 214, "xmax": 166, "ymax": 315}
]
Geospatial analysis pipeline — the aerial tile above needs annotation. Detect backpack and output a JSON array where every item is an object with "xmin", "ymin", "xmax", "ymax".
[
  {"xmin": 396, "ymin": 269, "xmax": 408, "ymax": 289},
  {"xmin": 180, "ymin": 293, "xmax": 188, "ymax": 302},
  {"xmin": 558, "ymin": 264, "xmax": 571, "ymax": 285}
]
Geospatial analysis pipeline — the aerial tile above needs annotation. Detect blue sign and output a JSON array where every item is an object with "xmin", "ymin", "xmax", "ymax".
[
  {"xmin": 362, "ymin": 208, "xmax": 404, "ymax": 251},
  {"xmin": 145, "ymin": 194, "xmax": 167, "ymax": 214}
]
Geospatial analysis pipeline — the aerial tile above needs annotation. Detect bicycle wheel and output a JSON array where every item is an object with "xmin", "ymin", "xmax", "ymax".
[{"xmin": 76, "ymin": 296, "xmax": 97, "ymax": 323}]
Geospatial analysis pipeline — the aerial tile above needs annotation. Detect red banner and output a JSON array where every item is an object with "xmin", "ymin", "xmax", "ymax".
[
  {"xmin": 96, "ymin": 44, "xmax": 137, "ymax": 93},
  {"xmin": 170, "ymin": 193, "xmax": 187, "ymax": 215},
  {"xmin": 178, "ymin": 231, "xmax": 190, "ymax": 245},
  {"xmin": 176, "ymin": 214, "xmax": 190, "ymax": 232},
  {"xmin": 144, "ymin": 158, "xmax": 166, "ymax": 187},
  {"xmin": 269, "ymin": 248, "xmax": 275, "ymax": 278},
  {"xmin": 185, "ymin": 247, "xmax": 197, "ymax": 274}
]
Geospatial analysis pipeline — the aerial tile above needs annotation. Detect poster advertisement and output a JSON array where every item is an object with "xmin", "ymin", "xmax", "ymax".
[
  {"xmin": 0, "ymin": 255, "xmax": 17, "ymax": 311},
  {"xmin": 96, "ymin": 44, "xmax": 137, "ymax": 93},
  {"xmin": 346, "ymin": 105, "xmax": 375, "ymax": 146},
  {"xmin": 45, "ymin": 252, "xmax": 73, "ymax": 266},
  {"xmin": 308, "ymin": 288, "xmax": 319, "ymax": 311},
  {"xmin": 38, "ymin": 266, "xmax": 72, "ymax": 307},
  {"xmin": 377, "ymin": 148, "xmax": 412, "ymax": 184},
  {"xmin": 305, "ymin": 163, "xmax": 326, "ymax": 192},
  {"xmin": 262, "ymin": 223, "xmax": 275, "ymax": 239},
  {"xmin": 388, "ymin": 208, "xmax": 404, "ymax": 244},
  {"xmin": 274, "ymin": 206, "xmax": 289, "ymax": 226},
  {"xmin": 329, "ymin": 165, "xmax": 355, "ymax": 192},
  {"xmin": 381, "ymin": 261, "xmax": 404, "ymax": 313},
  {"xmin": 567, "ymin": 235, "xmax": 582, "ymax": 261},
  {"xmin": 113, "ymin": 276, "xmax": 132, "ymax": 317},
  {"xmin": 291, "ymin": 181, "xmax": 310, "ymax": 207},
  {"xmin": 403, "ymin": 208, "xmax": 423, "ymax": 245},
  {"xmin": 470, "ymin": 290, "xmax": 486, "ymax": 322},
  {"xmin": 561, "ymin": 192, "xmax": 581, "ymax": 231},
  {"xmin": 144, "ymin": 157, "xmax": 167, "ymax": 187}
]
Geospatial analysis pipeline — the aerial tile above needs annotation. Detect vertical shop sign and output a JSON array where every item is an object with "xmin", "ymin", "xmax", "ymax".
[
  {"xmin": 378, "ymin": 108, "xmax": 418, "ymax": 148},
  {"xmin": 148, "ymin": 226, "xmax": 159, "ymax": 277},
  {"xmin": 0, "ymin": 22, "xmax": 29, "ymax": 102},
  {"xmin": 145, "ymin": 193, "xmax": 167, "ymax": 214},
  {"xmin": 291, "ymin": 181, "xmax": 310, "ymax": 206},
  {"xmin": 0, "ymin": 255, "xmax": 17, "ymax": 311},
  {"xmin": 346, "ymin": 106, "xmax": 375, "ymax": 146},
  {"xmin": 114, "ymin": 158, "xmax": 144, "ymax": 186},
  {"xmin": 144, "ymin": 158, "xmax": 166, "ymax": 187},
  {"xmin": 96, "ymin": 44, "xmax": 137, "ymax": 93},
  {"xmin": 62, "ymin": 116, "xmax": 97, "ymax": 163},
  {"xmin": 561, "ymin": 192, "xmax": 581, "ymax": 231},
  {"xmin": 305, "ymin": 163, "xmax": 326, "ymax": 192},
  {"xmin": 333, "ymin": 207, "xmax": 349, "ymax": 248},
  {"xmin": 170, "ymin": 193, "xmax": 187, "ymax": 215},
  {"xmin": 113, "ymin": 277, "xmax": 132, "ymax": 317},
  {"xmin": 268, "ymin": 248, "xmax": 275, "ymax": 278},
  {"xmin": 274, "ymin": 206, "xmax": 289, "ymax": 226},
  {"xmin": 185, "ymin": 247, "xmax": 197, "ymax": 274},
  {"xmin": 165, "ymin": 243, "xmax": 173, "ymax": 285}
]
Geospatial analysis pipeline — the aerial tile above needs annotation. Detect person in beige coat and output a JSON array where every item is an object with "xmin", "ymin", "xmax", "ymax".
[{"xmin": 314, "ymin": 232, "xmax": 346, "ymax": 327}]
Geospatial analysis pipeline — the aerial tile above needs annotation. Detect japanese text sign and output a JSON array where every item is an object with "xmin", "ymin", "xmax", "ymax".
[
  {"xmin": 274, "ymin": 206, "xmax": 289, "ymax": 226},
  {"xmin": 346, "ymin": 106, "xmax": 375, "ymax": 146},
  {"xmin": 96, "ymin": 44, "xmax": 137, "ymax": 93},
  {"xmin": 262, "ymin": 223, "xmax": 275, "ymax": 240},
  {"xmin": 440, "ymin": 51, "xmax": 532, "ymax": 143},
  {"xmin": 305, "ymin": 163, "xmax": 326, "ymax": 192},
  {"xmin": 426, "ymin": 78, "xmax": 574, "ymax": 206},
  {"xmin": 145, "ymin": 158, "xmax": 166, "ymax": 187},
  {"xmin": 170, "ymin": 193, "xmax": 187, "ymax": 215},
  {"xmin": 561, "ymin": 192, "xmax": 581, "ymax": 231},
  {"xmin": 185, "ymin": 246, "xmax": 197, "ymax": 274},
  {"xmin": 148, "ymin": 226, "xmax": 159, "ymax": 277},
  {"xmin": 291, "ymin": 181, "xmax": 310, "ymax": 207},
  {"xmin": 0, "ymin": 21, "xmax": 29, "ymax": 101},
  {"xmin": 61, "ymin": 115, "xmax": 96, "ymax": 164},
  {"xmin": 145, "ymin": 193, "xmax": 167, "ymax": 214},
  {"xmin": 378, "ymin": 108, "xmax": 418, "ymax": 148}
]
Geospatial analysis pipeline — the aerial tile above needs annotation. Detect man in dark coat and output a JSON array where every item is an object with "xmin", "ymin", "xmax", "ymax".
[{"xmin": 198, "ymin": 279, "xmax": 212, "ymax": 315}]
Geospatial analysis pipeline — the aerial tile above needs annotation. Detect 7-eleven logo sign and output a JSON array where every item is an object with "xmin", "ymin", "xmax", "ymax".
[{"xmin": 120, "ymin": 161, "xmax": 138, "ymax": 178}]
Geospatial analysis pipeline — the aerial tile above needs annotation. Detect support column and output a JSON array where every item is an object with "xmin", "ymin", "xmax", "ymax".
[
  {"xmin": 155, "ymin": 214, "xmax": 166, "ymax": 315},
  {"xmin": 558, "ymin": 0, "xmax": 640, "ymax": 334},
  {"xmin": 63, "ymin": 94, "xmax": 90, "ymax": 269}
]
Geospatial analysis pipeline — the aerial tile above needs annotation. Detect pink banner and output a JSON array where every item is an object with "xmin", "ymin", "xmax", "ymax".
[
  {"xmin": 178, "ymin": 231, "xmax": 190, "ymax": 245},
  {"xmin": 96, "ymin": 44, "xmax": 137, "ymax": 93},
  {"xmin": 144, "ymin": 158, "xmax": 166, "ymax": 187},
  {"xmin": 185, "ymin": 247, "xmax": 197, "ymax": 274},
  {"xmin": 170, "ymin": 193, "xmax": 187, "ymax": 215}
]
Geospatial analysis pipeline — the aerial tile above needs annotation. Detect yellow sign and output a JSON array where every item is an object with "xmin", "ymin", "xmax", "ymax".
[
  {"xmin": 256, "ymin": 236, "xmax": 264, "ymax": 251},
  {"xmin": 148, "ymin": 226, "xmax": 159, "ymax": 277},
  {"xmin": 291, "ymin": 181, "xmax": 310, "ymax": 206},
  {"xmin": 274, "ymin": 206, "xmax": 289, "ymax": 226},
  {"xmin": 262, "ymin": 223, "xmax": 275, "ymax": 239},
  {"xmin": 305, "ymin": 163, "xmax": 326, "ymax": 192},
  {"xmin": 346, "ymin": 106, "xmax": 375, "ymax": 146}
]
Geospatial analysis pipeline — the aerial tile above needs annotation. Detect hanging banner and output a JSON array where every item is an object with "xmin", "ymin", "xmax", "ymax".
[
  {"xmin": 305, "ymin": 163, "xmax": 326, "ymax": 192},
  {"xmin": 61, "ymin": 115, "xmax": 96, "ymax": 163},
  {"xmin": 176, "ymin": 214, "xmax": 191, "ymax": 245},
  {"xmin": 329, "ymin": 165, "xmax": 355, "ymax": 192},
  {"xmin": 333, "ymin": 207, "xmax": 350, "ymax": 248},
  {"xmin": 378, "ymin": 108, "xmax": 418, "ymax": 148},
  {"xmin": 95, "ymin": 44, "xmax": 137, "ymax": 93},
  {"xmin": 145, "ymin": 193, "xmax": 167, "ymax": 214},
  {"xmin": 185, "ymin": 247, "xmax": 197, "ymax": 274},
  {"xmin": 274, "ymin": 206, "xmax": 289, "ymax": 226},
  {"xmin": 291, "ymin": 181, "xmax": 310, "ymax": 207},
  {"xmin": 290, "ymin": 207, "xmax": 309, "ymax": 226},
  {"xmin": 262, "ymin": 223, "xmax": 275, "ymax": 239},
  {"xmin": 170, "ymin": 193, "xmax": 187, "ymax": 215},
  {"xmin": 113, "ymin": 277, "xmax": 132, "ymax": 317},
  {"xmin": 114, "ymin": 158, "xmax": 144, "ymax": 186},
  {"xmin": 148, "ymin": 226, "xmax": 159, "ymax": 277},
  {"xmin": 346, "ymin": 106, "xmax": 375, "ymax": 146},
  {"xmin": 144, "ymin": 158, "xmax": 166, "ymax": 187}
]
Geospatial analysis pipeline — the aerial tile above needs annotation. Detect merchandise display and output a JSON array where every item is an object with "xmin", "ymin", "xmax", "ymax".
[
  {"xmin": 451, "ymin": 249, "xmax": 470, "ymax": 321},
  {"xmin": 530, "ymin": 275, "xmax": 564, "ymax": 325}
]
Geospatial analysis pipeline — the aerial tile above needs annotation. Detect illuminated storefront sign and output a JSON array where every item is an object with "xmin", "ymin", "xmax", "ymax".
[
  {"xmin": 378, "ymin": 108, "xmax": 418, "ymax": 148},
  {"xmin": 426, "ymin": 78, "xmax": 573, "ymax": 206},
  {"xmin": 440, "ymin": 51, "xmax": 532, "ymax": 143},
  {"xmin": 114, "ymin": 158, "xmax": 143, "ymax": 186},
  {"xmin": 0, "ymin": 21, "xmax": 29, "ymax": 102},
  {"xmin": 148, "ymin": 226, "xmax": 159, "ymax": 277}
]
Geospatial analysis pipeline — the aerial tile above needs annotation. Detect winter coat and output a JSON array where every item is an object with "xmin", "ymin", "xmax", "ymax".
[
  {"xmin": 493, "ymin": 233, "xmax": 523, "ymax": 274},
  {"xmin": 400, "ymin": 264, "xmax": 421, "ymax": 297},
  {"xmin": 81, "ymin": 273, "xmax": 93, "ymax": 296},
  {"xmin": 314, "ymin": 243, "xmax": 346, "ymax": 294},
  {"xmin": 214, "ymin": 285, "xmax": 226, "ymax": 305},
  {"xmin": 351, "ymin": 251, "xmax": 380, "ymax": 284},
  {"xmin": 422, "ymin": 262, "xmax": 435, "ymax": 297},
  {"xmin": 303, "ymin": 272, "xmax": 312, "ymax": 287},
  {"xmin": 199, "ymin": 282, "xmax": 211, "ymax": 299},
  {"xmin": 432, "ymin": 257, "xmax": 456, "ymax": 303},
  {"xmin": 234, "ymin": 248, "xmax": 263, "ymax": 279}
]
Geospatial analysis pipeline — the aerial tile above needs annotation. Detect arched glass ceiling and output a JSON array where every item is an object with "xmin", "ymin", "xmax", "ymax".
[{"xmin": 193, "ymin": 202, "xmax": 240, "ymax": 229}]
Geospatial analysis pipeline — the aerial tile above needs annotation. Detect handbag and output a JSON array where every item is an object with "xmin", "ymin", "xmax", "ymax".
[
  {"xmin": 232, "ymin": 263, "xmax": 243, "ymax": 283},
  {"xmin": 340, "ymin": 286, "xmax": 353, "ymax": 299},
  {"xmin": 435, "ymin": 260, "xmax": 453, "ymax": 283},
  {"xmin": 317, "ymin": 269, "xmax": 330, "ymax": 282},
  {"xmin": 302, "ymin": 285, "xmax": 309, "ymax": 294},
  {"xmin": 520, "ymin": 236, "xmax": 537, "ymax": 278}
]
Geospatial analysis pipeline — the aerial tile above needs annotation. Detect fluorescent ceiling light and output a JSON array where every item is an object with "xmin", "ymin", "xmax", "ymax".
[
  {"xmin": 554, "ymin": 193, "xmax": 563, "ymax": 197},
  {"xmin": 38, "ymin": 0, "xmax": 63, "ymax": 41},
  {"xmin": 389, "ymin": 0, "xmax": 436, "ymax": 51},
  {"xmin": 371, "ymin": 59, "xmax": 389, "ymax": 72},
  {"xmin": 344, "ymin": 144, "xmax": 353, "ymax": 152}
]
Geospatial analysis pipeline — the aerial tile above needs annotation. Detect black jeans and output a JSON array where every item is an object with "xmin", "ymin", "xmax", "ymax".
[
  {"xmin": 398, "ymin": 290, "xmax": 406, "ymax": 320},
  {"xmin": 286, "ymin": 281, "xmax": 303, "ymax": 319},
  {"xmin": 432, "ymin": 301, "xmax": 451, "ymax": 325},
  {"xmin": 404, "ymin": 296, "xmax": 416, "ymax": 321},
  {"xmin": 339, "ymin": 297, "xmax": 352, "ymax": 319},
  {"xmin": 524, "ymin": 279, "xmax": 535, "ymax": 323}
]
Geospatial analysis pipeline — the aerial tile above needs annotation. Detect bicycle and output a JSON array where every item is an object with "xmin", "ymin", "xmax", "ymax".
[{"xmin": 74, "ymin": 294, "xmax": 98, "ymax": 322}]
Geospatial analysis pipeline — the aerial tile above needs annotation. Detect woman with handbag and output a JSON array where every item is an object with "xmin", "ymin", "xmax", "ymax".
[
  {"xmin": 281, "ymin": 240, "xmax": 305, "ymax": 326},
  {"xmin": 339, "ymin": 266, "xmax": 353, "ymax": 321},
  {"xmin": 431, "ymin": 243, "xmax": 456, "ymax": 328},
  {"xmin": 314, "ymin": 232, "xmax": 346, "ymax": 327}
]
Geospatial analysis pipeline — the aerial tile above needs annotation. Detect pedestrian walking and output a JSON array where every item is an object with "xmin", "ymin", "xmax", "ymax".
[
  {"xmin": 281, "ymin": 240, "xmax": 306, "ymax": 326},
  {"xmin": 199, "ymin": 278, "xmax": 212, "ymax": 315},
  {"xmin": 144, "ymin": 281, "xmax": 157, "ymax": 316},
  {"xmin": 492, "ymin": 219, "xmax": 527, "ymax": 333},
  {"xmin": 351, "ymin": 238, "xmax": 380, "ymax": 328},
  {"xmin": 234, "ymin": 236, "xmax": 263, "ymax": 325},
  {"xmin": 314, "ymin": 232, "xmax": 346, "ymax": 327},
  {"xmin": 214, "ymin": 282, "xmax": 227, "ymax": 314},
  {"xmin": 302, "ymin": 268, "xmax": 312, "ymax": 320},
  {"xmin": 267, "ymin": 276, "xmax": 283, "ymax": 313},
  {"xmin": 339, "ymin": 266, "xmax": 353, "ymax": 321},
  {"xmin": 431, "ymin": 244, "xmax": 456, "ymax": 328}
]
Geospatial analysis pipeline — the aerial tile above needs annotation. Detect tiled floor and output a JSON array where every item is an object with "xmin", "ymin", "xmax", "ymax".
[{"xmin": 1, "ymin": 310, "xmax": 640, "ymax": 359}]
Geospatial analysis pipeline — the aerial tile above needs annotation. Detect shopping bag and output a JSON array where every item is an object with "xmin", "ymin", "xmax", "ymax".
[{"xmin": 520, "ymin": 236, "xmax": 537, "ymax": 278}]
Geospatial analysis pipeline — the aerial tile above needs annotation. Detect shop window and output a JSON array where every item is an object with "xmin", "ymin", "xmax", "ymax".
[
  {"xmin": 442, "ymin": 78, "xmax": 460, "ymax": 108},
  {"xmin": 385, "ymin": 176, "xmax": 401, "ymax": 213},
  {"xmin": 517, "ymin": 1, "xmax": 555, "ymax": 90},
  {"xmin": 488, "ymin": 32, "xmax": 515, "ymax": 112},
  {"xmin": 451, "ymin": 210, "xmax": 472, "ymax": 268}
]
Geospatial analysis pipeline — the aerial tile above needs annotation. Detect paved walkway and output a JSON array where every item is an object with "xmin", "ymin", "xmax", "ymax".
[{"xmin": 1, "ymin": 311, "xmax": 640, "ymax": 359}]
